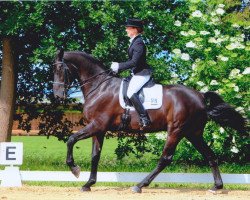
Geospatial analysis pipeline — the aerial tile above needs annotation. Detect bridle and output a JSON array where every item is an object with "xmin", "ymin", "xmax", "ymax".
[
  {"xmin": 53, "ymin": 59, "xmax": 113, "ymax": 98},
  {"xmin": 53, "ymin": 58, "xmax": 76, "ymax": 87}
]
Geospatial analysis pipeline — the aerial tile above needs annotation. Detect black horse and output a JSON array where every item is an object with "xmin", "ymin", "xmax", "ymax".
[{"xmin": 53, "ymin": 49, "xmax": 246, "ymax": 193}]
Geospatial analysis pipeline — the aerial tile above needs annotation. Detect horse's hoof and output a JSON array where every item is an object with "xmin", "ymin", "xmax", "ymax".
[
  {"xmin": 71, "ymin": 165, "xmax": 81, "ymax": 178},
  {"xmin": 208, "ymin": 185, "xmax": 226, "ymax": 195},
  {"xmin": 131, "ymin": 186, "xmax": 142, "ymax": 193},
  {"xmin": 81, "ymin": 187, "xmax": 91, "ymax": 192}
]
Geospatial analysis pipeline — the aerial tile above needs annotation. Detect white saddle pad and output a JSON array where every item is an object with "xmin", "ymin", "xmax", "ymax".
[{"xmin": 119, "ymin": 81, "xmax": 163, "ymax": 110}]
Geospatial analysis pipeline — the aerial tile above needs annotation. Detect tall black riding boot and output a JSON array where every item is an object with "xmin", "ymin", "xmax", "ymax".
[{"xmin": 130, "ymin": 93, "xmax": 151, "ymax": 129}]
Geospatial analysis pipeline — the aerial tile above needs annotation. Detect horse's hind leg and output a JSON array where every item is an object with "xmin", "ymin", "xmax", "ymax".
[
  {"xmin": 132, "ymin": 128, "xmax": 182, "ymax": 193},
  {"xmin": 187, "ymin": 134, "xmax": 223, "ymax": 191},
  {"xmin": 82, "ymin": 134, "xmax": 105, "ymax": 192}
]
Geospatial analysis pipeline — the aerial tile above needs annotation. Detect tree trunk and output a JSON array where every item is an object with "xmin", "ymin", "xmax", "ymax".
[{"xmin": 0, "ymin": 37, "xmax": 16, "ymax": 142}]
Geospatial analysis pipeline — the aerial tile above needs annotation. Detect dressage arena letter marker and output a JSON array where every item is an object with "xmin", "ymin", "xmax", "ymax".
[{"xmin": 0, "ymin": 142, "xmax": 23, "ymax": 187}]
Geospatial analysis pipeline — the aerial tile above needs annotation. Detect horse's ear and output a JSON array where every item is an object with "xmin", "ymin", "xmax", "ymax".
[{"xmin": 57, "ymin": 48, "xmax": 64, "ymax": 60}]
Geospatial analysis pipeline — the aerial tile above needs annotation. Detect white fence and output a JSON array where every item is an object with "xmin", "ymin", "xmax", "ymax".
[{"xmin": 0, "ymin": 170, "xmax": 249, "ymax": 184}]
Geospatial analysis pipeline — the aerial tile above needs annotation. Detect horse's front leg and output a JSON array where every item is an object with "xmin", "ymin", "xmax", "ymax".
[
  {"xmin": 82, "ymin": 134, "xmax": 105, "ymax": 192},
  {"xmin": 66, "ymin": 120, "xmax": 104, "ymax": 178}
]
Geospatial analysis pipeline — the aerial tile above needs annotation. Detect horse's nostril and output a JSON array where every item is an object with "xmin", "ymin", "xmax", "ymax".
[{"xmin": 53, "ymin": 91, "xmax": 64, "ymax": 99}]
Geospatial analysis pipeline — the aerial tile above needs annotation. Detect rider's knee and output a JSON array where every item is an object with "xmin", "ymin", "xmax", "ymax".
[{"xmin": 127, "ymin": 90, "xmax": 134, "ymax": 99}]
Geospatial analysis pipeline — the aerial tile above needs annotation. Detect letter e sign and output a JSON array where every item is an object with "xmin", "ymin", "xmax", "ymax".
[{"xmin": 0, "ymin": 142, "xmax": 23, "ymax": 165}]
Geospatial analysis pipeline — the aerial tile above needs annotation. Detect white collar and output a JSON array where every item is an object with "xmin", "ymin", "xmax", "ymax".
[{"xmin": 129, "ymin": 34, "xmax": 140, "ymax": 43}]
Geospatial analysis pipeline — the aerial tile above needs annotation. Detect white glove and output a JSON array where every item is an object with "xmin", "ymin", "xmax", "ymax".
[{"xmin": 111, "ymin": 62, "xmax": 119, "ymax": 73}]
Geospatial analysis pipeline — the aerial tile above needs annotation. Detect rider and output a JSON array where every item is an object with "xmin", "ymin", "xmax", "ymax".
[{"xmin": 111, "ymin": 18, "xmax": 152, "ymax": 129}]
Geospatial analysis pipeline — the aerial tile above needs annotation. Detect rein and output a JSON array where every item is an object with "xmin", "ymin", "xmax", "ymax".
[{"xmin": 53, "ymin": 59, "xmax": 113, "ymax": 98}]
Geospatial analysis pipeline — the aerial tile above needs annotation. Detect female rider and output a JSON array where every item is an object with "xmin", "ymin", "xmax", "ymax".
[{"xmin": 111, "ymin": 18, "xmax": 152, "ymax": 129}]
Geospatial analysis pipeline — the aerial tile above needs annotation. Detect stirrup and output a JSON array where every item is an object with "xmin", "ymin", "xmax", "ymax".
[
  {"xmin": 139, "ymin": 116, "xmax": 151, "ymax": 129},
  {"xmin": 118, "ymin": 108, "xmax": 131, "ymax": 130}
]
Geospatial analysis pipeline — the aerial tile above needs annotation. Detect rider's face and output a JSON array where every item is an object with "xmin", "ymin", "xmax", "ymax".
[{"xmin": 126, "ymin": 26, "xmax": 138, "ymax": 38}]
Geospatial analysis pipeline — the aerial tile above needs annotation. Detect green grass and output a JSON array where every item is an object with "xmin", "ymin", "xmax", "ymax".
[{"xmin": 3, "ymin": 136, "xmax": 249, "ymax": 174}]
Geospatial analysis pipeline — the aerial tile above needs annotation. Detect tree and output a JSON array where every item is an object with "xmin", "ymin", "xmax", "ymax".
[
  {"xmin": 0, "ymin": 37, "xmax": 16, "ymax": 142},
  {"xmin": 0, "ymin": 2, "xmax": 46, "ymax": 141}
]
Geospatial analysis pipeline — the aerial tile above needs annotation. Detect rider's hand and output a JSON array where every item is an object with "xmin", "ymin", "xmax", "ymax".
[{"xmin": 111, "ymin": 62, "xmax": 119, "ymax": 73}]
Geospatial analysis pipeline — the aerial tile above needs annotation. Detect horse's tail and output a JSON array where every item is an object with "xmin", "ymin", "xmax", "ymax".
[{"xmin": 203, "ymin": 91, "xmax": 247, "ymax": 133}]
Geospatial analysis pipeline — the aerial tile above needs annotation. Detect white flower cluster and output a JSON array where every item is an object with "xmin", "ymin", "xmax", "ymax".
[
  {"xmin": 172, "ymin": 49, "xmax": 190, "ymax": 61},
  {"xmin": 242, "ymin": 67, "xmax": 250, "ymax": 75},
  {"xmin": 155, "ymin": 133, "xmax": 166, "ymax": 140},
  {"xmin": 200, "ymin": 31, "xmax": 210, "ymax": 35},
  {"xmin": 196, "ymin": 81, "xmax": 209, "ymax": 92},
  {"xmin": 218, "ymin": 4, "xmax": 225, "ymax": 8},
  {"xmin": 227, "ymin": 82, "xmax": 240, "ymax": 92},
  {"xmin": 191, "ymin": 10, "xmax": 203, "ymax": 18},
  {"xmin": 231, "ymin": 146, "xmax": 239, "ymax": 154},
  {"xmin": 208, "ymin": 37, "xmax": 227, "ymax": 45},
  {"xmin": 181, "ymin": 53, "xmax": 190, "ymax": 61},
  {"xmin": 172, "ymin": 49, "xmax": 181, "ymax": 55},
  {"xmin": 200, "ymin": 86, "xmax": 209, "ymax": 92},
  {"xmin": 180, "ymin": 30, "xmax": 196, "ymax": 37},
  {"xmin": 210, "ymin": 80, "xmax": 219, "ymax": 85},
  {"xmin": 214, "ymin": 29, "xmax": 220, "ymax": 36},
  {"xmin": 226, "ymin": 42, "xmax": 245, "ymax": 50},
  {"xmin": 171, "ymin": 72, "xmax": 178, "ymax": 78},
  {"xmin": 232, "ymin": 24, "xmax": 240, "ymax": 28},
  {"xmin": 186, "ymin": 41, "xmax": 196, "ymax": 48},
  {"xmin": 191, "ymin": 63, "xmax": 197, "ymax": 70},
  {"xmin": 230, "ymin": 34, "xmax": 245, "ymax": 42},
  {"xmin": 210, "ymin": 4, "xmax": 225, "ymax": 16},
  {"xmin": 236, "ymin": 106, "xmax": 245, "ymax": 114},
  {"xmin": 219, "ymin": 127, "xmax": 225, "ymax": 133},
  {"xmin": 215, "ymin": 8, "xmax": 225, "ymax": 15},
  {"xmin": 217, "ymin": 55, "xmax": 229, "ymax": 62},
  {"xmin": 174, "ymin": 20, "xmax": 182, "ymax": 27},
  {"xmin": 229, "ymin": 68, "xmax": 241, "ymax": 78},
  {"xmin": 197, "ymin": 81, "xmax": 205, "ymax": 86}
]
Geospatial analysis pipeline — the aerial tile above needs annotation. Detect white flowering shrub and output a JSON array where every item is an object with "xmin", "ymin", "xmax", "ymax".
[{"xmin": 148, "ymin": 0, "xmax": 249, "ymax": 164}]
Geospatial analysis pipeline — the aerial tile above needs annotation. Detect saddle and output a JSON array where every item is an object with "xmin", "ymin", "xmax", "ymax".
[
  {"xmin": 118, "ymin": 77, "xmax": 163, "ymax": 130},
  {"xmin": 119, "ymin": 77, "xmax": 163, "ymax": 111}
]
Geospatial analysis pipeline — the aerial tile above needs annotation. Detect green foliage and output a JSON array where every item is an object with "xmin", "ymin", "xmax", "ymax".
[
  {"xmin": 0, "ymin": 0, "xmax": 249, "ymax": 164},
  {"xmin": 115, "ymin": 132, "xmax": 150, "ymax": 160},
  {"xmin": 143, "ymin": 0, "xmax": 249, "ymax": 164}
]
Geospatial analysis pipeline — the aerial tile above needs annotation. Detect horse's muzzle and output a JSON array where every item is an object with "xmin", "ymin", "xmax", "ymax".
[
  {"xmin": 53, "ymin": 92, "xmax": 64, "ymax": 99},
  {"xmin": 53, "ymin": 89, "xmax": 66, "ymax": 99}
]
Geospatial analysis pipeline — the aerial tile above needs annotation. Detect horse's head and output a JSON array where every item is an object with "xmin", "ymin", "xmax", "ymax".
[
  {"xmin": 53, "ymin": 49, "xmax": 69, "ymax": 99},
  {"xmin": 53, "ymin": 49, "xmax": 111, "ymax": 99}
]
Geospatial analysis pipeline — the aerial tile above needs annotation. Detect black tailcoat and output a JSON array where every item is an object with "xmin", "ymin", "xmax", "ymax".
[{"xmin": 118, "ymin": 35, "xmax": 151, "ymax": 75}]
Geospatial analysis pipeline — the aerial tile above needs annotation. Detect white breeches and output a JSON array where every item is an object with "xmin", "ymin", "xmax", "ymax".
[{"xmin": 127, "ymin": 75, "xmax": 151, "ymax": 98}]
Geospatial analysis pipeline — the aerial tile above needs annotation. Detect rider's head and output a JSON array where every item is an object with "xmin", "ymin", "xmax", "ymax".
[{"xmin": 125, "ymin": 18, "xmax": 144, "ymax": 38}]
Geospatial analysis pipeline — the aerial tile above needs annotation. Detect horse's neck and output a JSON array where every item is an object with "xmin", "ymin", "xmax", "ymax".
[
  {"xmin": 65, "ymin": 52, "xmax": 121, "ymax": 99},
  {"xmin": 79, "ymin": 66, "xmax": 104, "ymax": 81},
  {"xmin": 81, "ymin": 74, "xmax": 120, "ymax": 101}
]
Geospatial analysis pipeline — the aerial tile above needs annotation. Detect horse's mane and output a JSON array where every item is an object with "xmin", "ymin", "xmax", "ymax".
[{"xmin": 66, "ymin": 51, "xmax": 106, "ymax": 69}]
